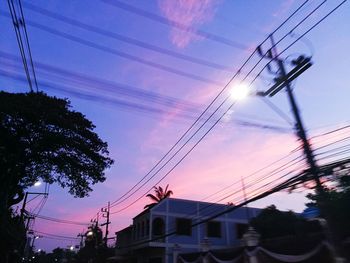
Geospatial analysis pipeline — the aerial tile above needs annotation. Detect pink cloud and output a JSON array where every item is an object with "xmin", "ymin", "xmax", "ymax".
[
  {"xmin": 165, "ymin": 132, "xmax": 301, "ymax": 200},
  {"xmin": 158, "ymin": 0, "xmax": 219, "ymax": 48},
  {"xmin": 136, "ymin": 115, "xmax": 303, "ymax": 207},
  {"xmin": 261, "ymin": 0, "xmax": 296, "ymax": 34},
  {"xmin": 273, "ymin": 0, "xmax": 295, "ymax": 17}
]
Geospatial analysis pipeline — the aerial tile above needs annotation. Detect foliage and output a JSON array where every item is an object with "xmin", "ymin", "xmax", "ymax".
[
  {"xmin": 250, "ymin": 205, "xmax": 320, "ymax": 239},
  {"xmin": 0, "ymin": 91, "xmax": 114, "ymax": 211},
  {"xmin": 144, "ymin": 184, "xmax": 173, "ymax": 209},
  {"xmin": 32, "ymin": 248, "xmax": 76, "ymax": 263},
  {"xmin": 0, "ymin": 209, "xmax": 26, "ymax": 262},
  {"xmin": 306, "ymin": 173, "xmax": 350, "ymax": 240},
  {"xmin": 76, "ymin": 225, "xmax": 113, "ymax": 263}
]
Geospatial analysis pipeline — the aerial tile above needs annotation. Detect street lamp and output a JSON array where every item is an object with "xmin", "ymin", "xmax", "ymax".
[
  {"xmin": 243, "ymin": 227, "xmax": 260, "ymax": 247},
  {"xmin": 243, "ymin": 227, "xmax": 260, "ymax": 263},
  {"xmin": 33, "ymin": 181, "xmax": 42, "ymax": 187},
  {"xmin": 200, "ymin": 237, "xmax": 210, "ymax": 252},
  {"xmin": 229, "ymin": 83, "xmax": 251, "ymax": 101}
]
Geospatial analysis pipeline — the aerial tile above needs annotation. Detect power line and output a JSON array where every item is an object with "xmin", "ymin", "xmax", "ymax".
[
  {"xmin": 31, "ymin": 230, "xmax": 80, "ymax": 240},
  {"xmin": 0, "ymin": 68, "xmax": 196, "ymax": 120},
  {"xmin": 201, "ymin": 152, "xmax": 304, "ymax": 203},
  {"xmin": 117, "ymin": 168, "xmax": 313, "ymax": 249},
  {"xmin": 249, "ymin": 0, "xmax": 347, "ymax": 88},
  {"xmin": 186, "ymin": 158, "xmax": 307, "ymax": 220},
  {"xmin": 17, "ymin": 0, "xmax": 38, "ymax": 91},
  {"xmin": 311, "ymin": 124, "xmax": 350, "ymax": 140},
  {"xmin": 0, "ymin": 66, "xmax": 289, "ymax": 132},
  {"xmin": 116, "ymin": 149, "xmax": 349, "ymax": 246},
  {"xmin": 0, "ymin": 11, "xmax": 225, "ymax": 87},
  {"xmin": 21, "ymin": 2, "xmax": 234, "ymax": 73},
  {"xmin": 260, "ymin": 97, "xmax": 294, "ymax": 126},
  {"xmin": 103, "ymin": 0, "xmax": 324, "ymax": 212},
  {"xmin": 80, "ymin": 0, "xmax": 348, "ymax": 226},
  {"xmin": 109, "ymin": 97, "xmax": 235, "ymax": 211},
  {"xmin": 7, "ymin": 0, "xmax": 33, "ymax": 92},
  {"xmin": 31, "ymin": 214, "xmax": 90, "ymax": 226},
  {"xmin": 0, "ymin": 51, "xmax": 200, "ymax": 112},
  {"xmin": 314, "ymin": 135, "xmax": 350, "ymax": 152},
  {"xmin": 101, "ymin": 0, "xmax": 249, "ymax": 50},
  {"xmin": 135, "ymin": 155, "xmax": 350, "ymax": 249}
]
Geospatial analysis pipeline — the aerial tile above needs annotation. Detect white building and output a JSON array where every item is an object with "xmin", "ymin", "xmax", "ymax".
[{"xmin": 115, "ymin": 198, "xmax": 261, "ymax": 263}]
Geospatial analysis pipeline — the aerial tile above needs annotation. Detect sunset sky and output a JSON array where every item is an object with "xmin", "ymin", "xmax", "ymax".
[{"xmin": 1, "ymin": 0, "xmax": 349, "ymax": 251}]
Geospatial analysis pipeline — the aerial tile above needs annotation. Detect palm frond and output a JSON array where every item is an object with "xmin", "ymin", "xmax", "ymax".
[{"xmin": 146, "ymin": 193, "xmax": 160, "ymax": 203}]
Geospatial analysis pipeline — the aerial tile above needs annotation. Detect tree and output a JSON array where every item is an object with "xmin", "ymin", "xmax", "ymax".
[
  {"xmin": 0, "ymin": 91, "xmax": 114, "ymax": 259},
  {"xmin": 250, "ymin": 205, "xmax": 321, "ymax": 240},
  {"xmin": 144, "ymin": 184, "xmax": 173, "ymax": 209},
  {"xmin": 0, "ymin": 91, "xmax": 114, "ymax": 210},
  {"xmin": 306, "ymin": 173, "xmax": 350, "ymax": 241}
]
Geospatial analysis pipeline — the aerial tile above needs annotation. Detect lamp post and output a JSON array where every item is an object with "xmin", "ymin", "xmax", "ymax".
[
  {"xmin": 243, "ymin": 227, "xmax": 260, "ymax": 263},
  {"xmin": 173, "ymin": 244, "xmax": 181, "ymax": 263},
  {"xmin": 200, "ymin": 238, "xmax": 210, "ymax": 263}
]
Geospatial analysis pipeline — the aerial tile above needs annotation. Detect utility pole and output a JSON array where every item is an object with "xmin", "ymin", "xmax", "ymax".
[
  {"xmin": 20, "ymin": 192, "xmax": 29, "ymax": 223},
  {"xmin": 257, "ymin": 34, "xmax": 322, "ymax": 192},
  {"xmin": 257, "ymin": 34, "xmax": 346, "ymax": 262},
  {"xmin": 20, "ymin": 192, "xmax": 48, "ymax": 223},
  {"xmin": 101, "ymin": 202, "xmax": 111, "ymax": 246},
  {"xmin": 77, "ymin": 233, "xmax": 85, "ymax": 248}
]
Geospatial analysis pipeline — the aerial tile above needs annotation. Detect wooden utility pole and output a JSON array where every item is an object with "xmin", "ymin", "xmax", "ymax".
[
  {"xmin": 257, "ymin": 34, "xmax": 322, "ymax": 192},
  {"xmin": 101, "ymin": 202, "xmax": 111, "ymax": 246},
  {"xmin": 257, "ymin": 34, "xmax": 347, "ymax": 262}
]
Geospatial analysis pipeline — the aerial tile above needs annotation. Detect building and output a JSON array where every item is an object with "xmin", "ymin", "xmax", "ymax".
[{"xmin": 115, "ymin": 198, "xmax": 261, "ymax": 263}]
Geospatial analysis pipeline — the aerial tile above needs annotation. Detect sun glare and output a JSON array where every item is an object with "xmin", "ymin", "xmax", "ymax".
[
  {"xmin": 229, "ymin": 83, "xmax": 251, "ymax": 101},
  {"xmin": 33, "ymin": 181, "xmax": 42, "ymax": 187}
]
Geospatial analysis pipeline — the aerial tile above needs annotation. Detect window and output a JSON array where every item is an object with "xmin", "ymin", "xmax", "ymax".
[
  {"xmin": 176, "ymin": 218, "xmax": 192, "ymax": 236},
  {"xmin": 137, "ymin": 223, "xmax": 141, "ymax": 238},
  {"xmin": 236, "ymin": 223, "xmax": 248, "ymax": 239},
  {"xmin": 207, "ymin": 221, "xmax": 221, "ymax": 238},
  {"xmin": 146, "ymin": 220, "xmax": 150, "ymax": 236},
  {"xmin": 149, "ymin": 257, "xmax": 162, "ymax": 263},
  {"xmin": 141, "ymin": 221, "xmax": 145, "ymax": 237},
  {"xmin": 152, "ymin": 217, "xmax": 165, "ymax": 236}
]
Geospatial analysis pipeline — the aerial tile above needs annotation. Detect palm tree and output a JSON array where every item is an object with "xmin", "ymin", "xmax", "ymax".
[{"xmin": 144, "ymin": 184, "xmax": 173, "ymax": 209}]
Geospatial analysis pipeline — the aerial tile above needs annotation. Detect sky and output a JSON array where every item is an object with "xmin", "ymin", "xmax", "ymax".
[{"xmin": 1, "ymin": 0, "xmax": 350, "ymax": 252}]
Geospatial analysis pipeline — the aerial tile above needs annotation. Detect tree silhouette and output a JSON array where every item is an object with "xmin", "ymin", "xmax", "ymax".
[
  {"xmin": 0, "ymin": 91, "xmax": 114, "ymax": 212},
  {"xmin": 307, "ymin": 173, "xmax": 350, "ymax": 241},
  {"xmin": 0, "ymin": 91, "xmax": 114, "ymax": 260},
  {"xmin": 144, "ymin": 184, "xmax": 173, "ymax": 209}
]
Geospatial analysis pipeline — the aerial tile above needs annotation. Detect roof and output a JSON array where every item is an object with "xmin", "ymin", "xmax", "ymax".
[{"xmin": 132, "ymin": 197, "xmax": 260, "ymax": 220}]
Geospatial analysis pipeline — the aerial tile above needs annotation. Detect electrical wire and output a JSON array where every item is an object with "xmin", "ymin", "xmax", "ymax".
[
  {"xmin": 31, "ymin": 230, "xmax": 80, "ymax": 240},
  {"xmin": 0, "ymin": 11, "xmax": 225, "ymax": 87},
  {"xmin": 103, "ymin": 0, "xmax": 329, "ymax": 214},
  {"xmin": 311, "ymin": 124, "xmax": 350, "ymax": 140},
  {"xmin": 101, "ymin": 0, "xmax": 250, "ymax": 50},
  {"xmin": 7, "ymin": 0, "xmax": 33, "ymax": 92},
  {"xmin": 13, "ymin": 1, "xmax": 345, "ymax": 238},
  {"xmin": 21, "ymin": 2, "xmax": 234, "ymax": 73},
  {"xmin": 249, "ymin": 0, "xmax": 347, "ymax": 88},
  {"xmin": 31, "ymin": 214, "xmax": 90, "ymax": 226},
  {"xmin": 117, "ymin": 168, "xmax": 313, "ymax": 249},
  {"xmin": 200, "ymin": 147, "xmax": 303, "ymax": 202},
  {"xmin": 260, "ymin": 97, "xmax": 294, "ymax": 126},
  {"xmin": 17, "ymin": 0, "xmax": 38, "ymax": 91},
  {"xmin": 0, "ymin": 66, "xmax": 290, "ymax": 132}
]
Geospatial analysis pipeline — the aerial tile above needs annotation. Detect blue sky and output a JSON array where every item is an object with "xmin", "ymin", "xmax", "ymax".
[{"xmin": 1, "ymin": 0, "xmax": 349, "ymax": 251}]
